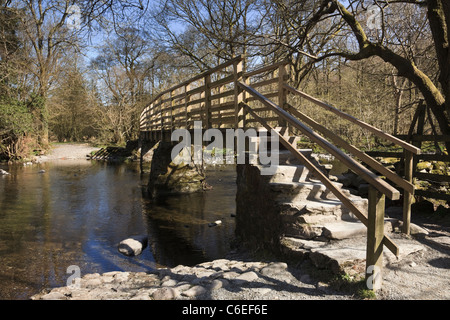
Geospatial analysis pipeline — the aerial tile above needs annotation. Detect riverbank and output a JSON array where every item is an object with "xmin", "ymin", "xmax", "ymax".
[
  {"xmin": 31, "ymin": 254, "xmax": 357, "ymax": 300},
  {"xmin": 31, "ymin": 222, "xmax": 450, "ymax": 300},
  {"xmin": 34, "ymin": 143, "xmax": 101, "ymax": 162}
]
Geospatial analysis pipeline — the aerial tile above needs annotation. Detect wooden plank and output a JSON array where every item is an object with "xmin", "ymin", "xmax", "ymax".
[
  {"xmin": 286, "ymin": 104, "xmax": 415, "ymax": 194},
  {"xmin": 205, "ymin": 74, "xmax": 212, "ymax": 129},
  {"xmin": 210, "ymin": 89, "xmax": 234, "ymax": 101},
  {"xmin": 210, "ymin": 101, "xmax": 235, "ymax": 112},
  {"xmin": 366, "ymin": 151, "xmax": 450, "ymax": 162},
  {"xmin": 366, "ymin": 151, "xmax": 403, "ymax": 158},
  {"xmin": 414, "ymin": 172, "xmax": 450, "ymax": 182},
  {"xmin": 283, "ymin": 84, "xmax": 421, "ymax": 155},
  {"xmin": 244, "ymin": 60, "xmax": 289, "ymax": 78},
  {"xmin": 247, "ymin": 92, "xmax": 278, "ymax": 102},
  {"xmin": 366, "ymin": 186, "xmax": 385, "ymax": 291},
  {"xmin": 209, "ymin": 74, "xmax": 234, "ymax": 89},
  {"xmin": 396, "ymin": 134, "xmax": 450, "ymax": 142},
  {"xmin": 418, "ymin": 154, "xmax": 450, "ymax": 162},
  {"xmin": 250, "ymin": 77, "xmax": 279, "ymax": 89},
  {"xmin": 415, "ymin": 190, "xmax": 450, "ymax": 201},
  {"xmin": 239, "ymin": 82, "xmax": 401, "ymax": 200},
  {"xmin": 234, "ymin": 60, "xmax": 245, "ymax": 128},
  {"xmin": 186, "ymin": 85, "xmax": 206, "ymax": 97},
  {"xmin": 403, "ymin": 151, "xmax": 414, "ymax": 235}
]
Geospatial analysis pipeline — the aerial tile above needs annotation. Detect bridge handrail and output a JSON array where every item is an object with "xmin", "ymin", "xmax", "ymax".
[
  {"xmin": 283, "ymin": 84, "xmax": 421, "ymax": 155},
  {"xmin": 237, "ymin": 81, "xmax": 401, "ymax": 201}
]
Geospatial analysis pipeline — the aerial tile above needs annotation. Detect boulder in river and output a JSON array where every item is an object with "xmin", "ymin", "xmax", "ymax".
[{"xmin": 118, "ymin": 235, "xmax": 148, "ymax": 256}]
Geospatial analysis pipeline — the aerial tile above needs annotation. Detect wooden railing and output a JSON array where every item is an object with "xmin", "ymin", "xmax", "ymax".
[
  {"xmin": 140, "ymin": 56, "xmax": 422, "ymax": 290},
  {"xmin": 139, "ymin": 55, "xmax": 289, "ymax": 136}
]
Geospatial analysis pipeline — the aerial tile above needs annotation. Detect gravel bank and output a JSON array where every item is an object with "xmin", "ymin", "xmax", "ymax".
[{"xmin": 35, "ymin": 143, "xmax": 100, "ymax": 162}]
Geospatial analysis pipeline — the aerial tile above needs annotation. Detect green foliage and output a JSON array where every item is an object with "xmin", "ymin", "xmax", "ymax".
[
  {"xmin": 0, "ymin": 98, "xmax": 33, "ymax": 134},
  {"xmin": 0, "ymin": 97, "xmax": 36, "ymax": 160}
]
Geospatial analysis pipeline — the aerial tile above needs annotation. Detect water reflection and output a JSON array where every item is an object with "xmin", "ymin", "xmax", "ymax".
[
  {"xmin": 0, "ymin": 160, "xmax": 236, "ymax": 300},
  {"xmin": 143, "ymin": 165, "xmax": 236, "ymax": 267}
]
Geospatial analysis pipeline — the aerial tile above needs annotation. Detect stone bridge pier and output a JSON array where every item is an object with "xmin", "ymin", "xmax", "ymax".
[{"xmin": 139, "ymin": 139, "xmax": 208, "ymax": 198}]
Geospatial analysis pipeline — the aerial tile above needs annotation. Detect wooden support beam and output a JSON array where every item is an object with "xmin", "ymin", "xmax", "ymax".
[
  {"xmin": 366, "ymin": 186, "xmax": 385, "ymax": 291},
  {"xmin": 278, "ymin": 64, "xmax": 288, "ymax": 128},
  {"xmin": 234, "ymin": 59, "xmax": 245, "ymax": 128},
  {"xmin": 204, "ymin": 74, "xmax": 212, "ymax": 129},
  {"xmin": 403, "ymin": 151, "xmax": 414, "ymax": 235}
]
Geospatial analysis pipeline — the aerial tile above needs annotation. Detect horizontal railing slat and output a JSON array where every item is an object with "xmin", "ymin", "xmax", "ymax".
[
  {"xmin": 283, "ymin": 84, "xmax": 421, "ymax": 155},
  {"xmin": 238, "ymin": 81, "xmax": 401, "ymax": 200}
]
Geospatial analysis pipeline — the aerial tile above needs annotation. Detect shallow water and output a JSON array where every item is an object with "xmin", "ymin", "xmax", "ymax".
[{"xmin": 0, "ymin": 160, "xmax": 236, "ymax": 300}]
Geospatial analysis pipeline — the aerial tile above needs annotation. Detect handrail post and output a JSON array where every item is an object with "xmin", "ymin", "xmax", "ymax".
[
  {"xmin": 185, "ymin": 84, "xmax": 190, "ymax": 130},
  {"xmin": 366, "ymin": 185, "xmax": 385, "ymax": 291},
  {"xmin": 158, "ymin": 97, "xmax": 163, "ymax": 141},
  {"xmin": 205, "ymin": 74, "xmax": 212, "ymax": 129},
  {"xmin": 234, "ymin": 58, "xmax": 245, "ymax": 129},
  {"xmin": 278, "ymin": 63, "xmax": 288, "ymax": 129},
  {"xmin": 170, "ymin": 90, "xmax": 174, "ymax": 134},
  {"xmin": 403, "ymin": 150, "xmax": 414, "ymax": 234}
]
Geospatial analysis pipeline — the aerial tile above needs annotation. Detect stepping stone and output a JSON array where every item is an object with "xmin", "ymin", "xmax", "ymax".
[{"xmin": 322, "ymin": 221, "xmax": 367, "ymax": 240}]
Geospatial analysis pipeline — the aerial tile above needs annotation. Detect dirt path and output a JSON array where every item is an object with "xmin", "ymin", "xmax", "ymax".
[{"xmin": 36, "ymin": 143, "xmax": 101, "ymax": 162}]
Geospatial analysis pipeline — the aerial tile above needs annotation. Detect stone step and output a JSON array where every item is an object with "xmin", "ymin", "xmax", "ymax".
[
  {"xmin": 277, "ymin": 192, "xmax": 369, "ymax": 240},
  {"xmin": 269, "ymin": 165, "xmax": 310, "ymax": 183},
  {"xmin": 269, "ymin": 179, "xmax": 361, "ymax": 205},
  {"xmin": 269, "ymin": 181, "xmax": 328, "ymax": 203},
  {"xmin": 281, "ymin": 235, "xmax": 426, "ymax": 275},
  {"xmin": 322, "ymin": 220, "xmax": 367, "ymax": 240}
]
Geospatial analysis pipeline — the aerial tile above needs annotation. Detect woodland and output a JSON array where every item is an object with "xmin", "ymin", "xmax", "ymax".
[{"xmin": 0, "ymin": 0, "xmax": 449, "ymax": 161}]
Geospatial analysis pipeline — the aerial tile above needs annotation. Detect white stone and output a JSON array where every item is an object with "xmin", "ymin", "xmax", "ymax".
[
  {"xmin": 152, "ymin": 287, "xmax": 180, "ymax": 300},
  {"xmin": 235, "ymin": 271, "xmax": 259, "ymax": 282},
  {"xmin": 182, "ymin": 285, "xmax": 207, "ymax": 297},
  {"xmin": 118, "ymin": 235, "xmax": 148, "ymax": 256}
]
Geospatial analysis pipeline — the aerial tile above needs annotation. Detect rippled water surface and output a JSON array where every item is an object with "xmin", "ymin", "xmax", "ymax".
[{"xmin": 0, "ymin": 160, "xmax": 236, "ymax": 300}]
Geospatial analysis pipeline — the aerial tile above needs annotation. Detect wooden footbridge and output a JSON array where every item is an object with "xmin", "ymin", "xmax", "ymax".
[{"xmin": 139, "ymin": 55, "xmax": 421, "ymax": 290}]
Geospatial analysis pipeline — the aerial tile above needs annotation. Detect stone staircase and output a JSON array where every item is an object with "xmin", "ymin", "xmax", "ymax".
[
  {"xmin": 239, "ymin": 147, "xmax": 425, "ymax": 276},
  {"xmin": 268, "ymin": 163, "xmax": 368, "ymax": 242}
]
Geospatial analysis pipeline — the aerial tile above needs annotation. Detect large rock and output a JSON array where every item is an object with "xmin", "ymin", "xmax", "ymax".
[
  {"xmin": 147, "ymin": 142, "xmax": 207, "ymax": 197},
  {"xmin": 118, "ymin": 235, "xmax": 148, "ymax": 256}
]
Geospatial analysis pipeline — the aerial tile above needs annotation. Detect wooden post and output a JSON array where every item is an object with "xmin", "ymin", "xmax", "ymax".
[
  {"xmin": 185, "ymin": 84, "xmax": 191, "ymax": 130},
  {"xmin": 204, "ymin": 74, "xmax": 212, "ymax": 129},
  {"xmin": 403, "ymin": 150, "xmax": 414, "ymax": 234},
  {"xmin": 278, "ymin": 63, "xmax": 288, "ymax": 128},
  {"xmin": 366, "ymin": 185, "xmax": 385, "ymax": 291},
  {"xmin": 234, "ymin": 59, "xmax": 245, "ymax": 129},
  {"xmin": 412, "ymin": 101, "xmax": 426, "ymax": 170},
  {"xmin": 170, "ymin": 90, "xmax": 174, "ymax": 133},
  {"xmin": 218, "ymin": 85, "xmax": 224, "ymax": 128}
]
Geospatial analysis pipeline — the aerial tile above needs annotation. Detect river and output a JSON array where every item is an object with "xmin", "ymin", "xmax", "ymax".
[{"xmin": 0, "ymin": 160, "xmax": 236, "ymax": 300}]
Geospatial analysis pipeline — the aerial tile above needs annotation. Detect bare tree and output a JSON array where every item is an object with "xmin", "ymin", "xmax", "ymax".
[
  {"xmin": 287, "ymin": 0, "xmax": 449, "ymax": 149},
  {"xmin": 152, "ymin": 0, "xmax": 258, "ymax": 70},
  {"xmin": 91, "ymin": 28, "xmax": 154, "ymax": 143}
]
